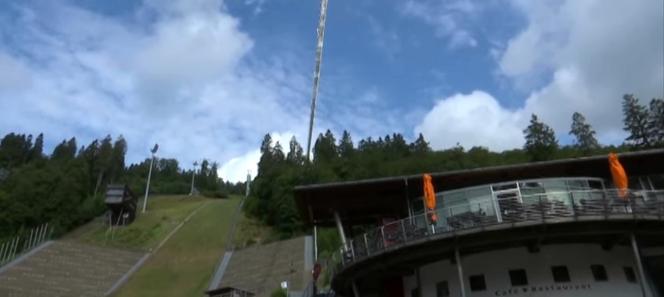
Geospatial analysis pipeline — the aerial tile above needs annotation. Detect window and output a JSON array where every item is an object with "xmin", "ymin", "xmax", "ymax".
[
  {"xmin": 436, "ymin": 281, "xmax": 450, "ymax": 297},
  {"xmin": 551, "ymin": 266, "xmax": 570, "ymax": 283},
  {"xmin": 623, "ymin": 266, "xmax": 637, "ymax": 283},
  {"xmin": 591, "ymin": 265, "xmax": 608, "ymax": 281},
  {"xmin": 509, "ymin": 269, "xmax": 528, "ymax": 286},
  {"xmin": 469, "ymin": 275, "xmax": 486, "ymax": 291},
  {"xmin": 411, "ymin": 288, "xmax": 420, "ymax": 297}
]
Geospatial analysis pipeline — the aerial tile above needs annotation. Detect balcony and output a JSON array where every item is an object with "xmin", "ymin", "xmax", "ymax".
[{"xmin": 329, "ymin": 189, "xmax": 664, "ymax": 274}]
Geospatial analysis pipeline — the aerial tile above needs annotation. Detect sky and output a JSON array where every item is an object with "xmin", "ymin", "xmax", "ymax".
[{"xmin": 0, "ymin": 0, "xmax": 662, "ymax": 182}]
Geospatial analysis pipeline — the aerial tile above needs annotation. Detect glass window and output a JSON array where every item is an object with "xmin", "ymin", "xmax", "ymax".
[
  {"xmin": 551, "ymin": 266, "xmax": 570, "ymax": 283},
  {"xmin": 541, "ymin": 179, "xmax": 571, "ymax": 205},
  {"xmin": 509, "ymin": 269, "xmax": 528, "ymax": 286},
  {"xmin": 650, "ymin": 175, "xmax": 664, "ymax": 189},
  {"xmin": 469, "ymin": 275, "xmax": 486, "ymax": 291},
  {"xmin": 566, "ymin": 179, "xmax": 589, "ymax": 191},
  {"xmin": 623, "ymin": 267, "xmax": 637, "ymax": 283},
  {"xmin": 493, "ymin": 183, "xmax": 517, "ymax": 192},
  {"xmin": 436, "ymin": 281, "xmax": 449, "ymax": 297},
  {"xmin": 588, "ymin": 180, "xmax": 604, "ymax": 189},
  {"xmin": 591, "ymin": 265, "xmax": 608, "ymax": 281}
]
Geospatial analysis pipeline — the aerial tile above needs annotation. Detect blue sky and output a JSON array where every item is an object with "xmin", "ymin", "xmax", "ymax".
[{"xmin": 0, "ymin": 0, "xmax": 662, "ymax": 181}]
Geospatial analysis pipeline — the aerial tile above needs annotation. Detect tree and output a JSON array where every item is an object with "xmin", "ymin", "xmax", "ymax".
[
  {"xmin": 337, "ymin": 130, "xmax": 354, "ymax": 159},
  {"xmin": 523, "ymin": 114, "xmax": 558, "ymax": 161},
  {"xmin": 0, "ymin": 133, "xmax": 33, "ymax": 168},
  {"xmin": 28, "ymin": 133, "xmax": 44, "ymax": 162},
  {"xmin": 410, "ymin": 133, "xmax": 431, "ymax": 154},
  {"xmin": 648, "ymin": 98, "xmax": 664, "ymax": 146},
  {"xmin": 622, "ymin": 94, "xmax": 651, "ymax": 147},
  {"xmin": 569, "ymin": 112, "xmax": 600, "ymax": 152},
  {"xmin": 51, "ymin": 138, "xmax": 77, "ymax": 161},
  {"xmin": 313, "ymin": 130, "xmax": 337, "ymax": 164},
  {"xmin": 286, "ymin": 136, "xmax": 304, "ymax": 165}
]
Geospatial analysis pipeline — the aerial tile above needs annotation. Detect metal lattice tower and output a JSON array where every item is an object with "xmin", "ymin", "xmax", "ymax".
[{"xmin": 305, "ymin": 0, "xmax": 329, "ymax": 162}]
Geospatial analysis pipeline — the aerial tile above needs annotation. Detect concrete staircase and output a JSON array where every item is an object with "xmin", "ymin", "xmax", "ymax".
[
  {"xmin": 0, "ymin": 240, "xmax": 145, "ymax": 297},
  {"xmin": 216, "ymin": 236, "xmax": 312, "ymax": 297}
]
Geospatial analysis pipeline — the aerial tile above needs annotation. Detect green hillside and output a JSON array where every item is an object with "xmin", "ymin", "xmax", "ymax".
[{"xmin": 110, "ymin": 196, "xmax": 240, "ymax": 297}]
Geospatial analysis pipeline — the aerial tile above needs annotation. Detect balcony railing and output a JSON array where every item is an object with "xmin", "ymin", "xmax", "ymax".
[{"xmin": 328, "ymin": 189, "xmax": 664, "ymax": 275}]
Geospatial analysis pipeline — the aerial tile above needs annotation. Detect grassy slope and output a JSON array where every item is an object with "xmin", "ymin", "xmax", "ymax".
[
  {"xmin": 69, "ymin": 195, "xmax": 207, "ymax": 251},
  {"xmin": 112, "ymin": 196, "xmax": 241, "ymax": 297}
]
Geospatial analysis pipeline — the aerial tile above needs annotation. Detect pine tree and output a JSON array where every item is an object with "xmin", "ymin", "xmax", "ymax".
[
  {"xmin": 569, "ymin": 112, "xmax": 600, "ymax": 152},
  {"xmin": 622, "ymin": 94, "xmax": 651, "ymax": 147},
  {"xmin": 410, "ymin": 133, "xmax": 431, "ymax": 154},
  {"xmin": 286, "ymin": 136, "xmax": 304, "ymax": 165},
  {"xmin": 52, "ymin": 138, "xmax": 77, "ymax": 161},
  {"xmin": 338, "ymin": 130, "xmax": 354, "ymax": 159},
  {"xmin": 109, "ymin": 136, "xmax": 127, "ymax": 182},
  {"xmin": 313, "ymin": 130, "xmax": 337, "ymax": 163},
  {"xmin": 523, "ymin": 114, "xmax": 558, "ymax": 161},
  {"xmin": 28, "ymin": 133, "xmax": 44, "ymax": 162},
  {"xmin": 647, "ymin": 98, "xmax": 664, "ymax": 146},
  {"xmin": 273, "ymin": 141, "xmax": 286, "ymax": 161}
]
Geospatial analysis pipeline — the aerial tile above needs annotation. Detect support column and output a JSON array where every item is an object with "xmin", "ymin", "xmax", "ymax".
[
  {"xmin": 630, "ymin": 233, "xmax": 649, "ymax": 297},
  {"xmin": 415, "ymin": 267, "xmax": 423, "ymax": 297},
  {"xmin": 455, "ymin": 248, "xmax": 467, "ymax": 297},
  {"xmin": 352, "ymin": 281, "xmax": 361, "ymax": 297},
  {"xmin": 334, "ymin": 211, "xmax": 348, "ymax": 251},
  {"xmin": 313, "ymin": 225, "xmax": 318, "ymax": 260}
]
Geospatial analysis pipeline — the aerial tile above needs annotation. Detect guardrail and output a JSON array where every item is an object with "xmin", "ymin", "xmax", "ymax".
[
  {"xmin": 0, "ymin": 223, "xmax": 52, "ymax": 267},
  {"xmin": 328, "ymin": 189, "xmax": 664, "ymax": 276}
]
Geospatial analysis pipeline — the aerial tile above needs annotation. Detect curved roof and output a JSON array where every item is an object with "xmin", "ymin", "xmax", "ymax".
[{"xmin": 294, "ymin": 149, "xmax": 664, "ymax": 226}]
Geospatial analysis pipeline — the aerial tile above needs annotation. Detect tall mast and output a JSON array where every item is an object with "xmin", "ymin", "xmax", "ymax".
[{"xmin": 305, "ymin": 0, "xmax": 329, "ymax": 162}]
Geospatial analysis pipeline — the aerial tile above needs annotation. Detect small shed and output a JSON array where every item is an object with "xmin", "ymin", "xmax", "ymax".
[{"xmin": 105, "ymin": 184, "xmax": 137, "ymax": 226}]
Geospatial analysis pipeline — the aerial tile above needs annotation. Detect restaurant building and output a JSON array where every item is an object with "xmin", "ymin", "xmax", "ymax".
[{"xmin": 294, "ymin": 149, "xmax": 664, "ymax": 297}]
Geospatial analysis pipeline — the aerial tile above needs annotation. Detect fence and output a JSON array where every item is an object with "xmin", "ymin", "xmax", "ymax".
[
  {"xmin": 0, "ymin": 223, "xmax": 52, "ymax": 267},
  {"xmin": 327, "ymin": 189, "xmax": 664, "ymax": 275}
]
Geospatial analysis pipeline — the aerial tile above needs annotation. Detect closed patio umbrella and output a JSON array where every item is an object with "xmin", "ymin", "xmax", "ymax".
[
  {"xmin": 609, "ymin": 153, "xmax": 628, "ymax": 200},
  {"xmin": 423, "ymin": 174, "xmax": 438, "ymax": 223}
]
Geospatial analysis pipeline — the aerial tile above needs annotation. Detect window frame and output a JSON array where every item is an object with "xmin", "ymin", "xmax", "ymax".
[
  {"xmin": 591, "ymin": 264, "xmax": 608, "ymax": 282},
  {"xmin": 469, "ymin": 274, "xmax": 487, "ymax": 292},
  {"xmin": 551, "ymin": 266, "xmax": 571, "ymax": 283},
  {"xmin": 508, "ymin": 269, "xmax": 529, "ymax": 286}
]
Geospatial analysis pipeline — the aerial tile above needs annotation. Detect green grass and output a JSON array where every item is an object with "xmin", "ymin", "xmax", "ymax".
[
  {"xmin": 233, "ymin": 214, "xmax": 278, "ymax": 249},
  {"xmin": 112, "ymin": 196, "xmax": 241, "ymax": 297},
  {"xmin": 69, "ymin": 195, "xmax": 208, "ymax": 251}
]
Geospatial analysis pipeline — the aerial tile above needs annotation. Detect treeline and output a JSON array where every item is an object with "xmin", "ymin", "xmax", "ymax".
[
  {"xmin": 0, "ymin": 134, "xmax": 245, "ymax": 239},
  {"xmin": 247, "ymin": 94, "xmax": 664, "ymax": 236}
]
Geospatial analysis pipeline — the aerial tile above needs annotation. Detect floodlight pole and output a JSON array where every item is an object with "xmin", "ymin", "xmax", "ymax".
[
  {"xmin": 190, "ymin": 161, "xmax": 198, "ymax": 196},
  {"xmin": 142, "ymin": 153, "xmax": 155, "ymax": 213}
]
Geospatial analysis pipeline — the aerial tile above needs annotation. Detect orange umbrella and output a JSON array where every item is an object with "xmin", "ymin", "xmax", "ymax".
[
  {"xmin": 609, "ymin": 153, "xmax": 628, "ymax": 200},
  {"xmin": 423, "ymin": 174, "xmax": 438, "ymax": 223}
]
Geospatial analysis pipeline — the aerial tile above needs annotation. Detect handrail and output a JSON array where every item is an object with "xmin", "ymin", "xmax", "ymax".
[{"xmin": 326, "ymin": 189, "xmax": 664, "ymax": 277}]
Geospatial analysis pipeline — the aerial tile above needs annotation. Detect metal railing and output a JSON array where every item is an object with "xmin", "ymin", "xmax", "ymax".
[
  {"xmin": 328, "ymin": 189, "xmax": 664, "ymax": 274},
  {"xmin": 0, "ymin": 223, "xmax": 52, "ymax": 267}
]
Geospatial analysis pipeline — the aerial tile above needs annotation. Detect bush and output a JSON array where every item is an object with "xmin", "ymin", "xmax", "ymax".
[
  {"xmin": 270, "ymin": 288, "xmax": 287, "ymax": 297},
  {"xmin": 201, "ymin": 190, "xmax": 229, "ymax": 199}
]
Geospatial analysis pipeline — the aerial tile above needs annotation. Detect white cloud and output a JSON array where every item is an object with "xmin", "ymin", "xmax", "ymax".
[
  {"xmin": 415, "ymin": 91, "xmax": 524, "ymax": 150},
  {"xmin": 0, "ymin": 0, "xmax": 309, "ymax": 182},
  {"xmin": 401, "ymin": 0, "xmax": 479, "ymax": 49},
  {"xmin": 417, "ymin": 0, "xmax": 663, "ymax": 150},
  {"xmin": 0, "ymin": 52, "xmax": 32, "ymax": 92}
]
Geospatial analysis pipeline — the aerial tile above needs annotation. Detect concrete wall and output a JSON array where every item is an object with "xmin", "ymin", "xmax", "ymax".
[{"xmin": 403, "ymin": 244, "xmax": 652, "ymax": 297}]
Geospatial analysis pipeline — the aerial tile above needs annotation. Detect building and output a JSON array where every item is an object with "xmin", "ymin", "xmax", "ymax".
[{"xmin": 294, "ymin": 149, "xmax": 664, "ymax": 297}]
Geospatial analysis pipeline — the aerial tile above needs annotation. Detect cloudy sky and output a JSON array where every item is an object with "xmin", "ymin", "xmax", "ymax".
[{"xmin": 0, "ymin": 0, "xmax": 662, "ymax": 182}]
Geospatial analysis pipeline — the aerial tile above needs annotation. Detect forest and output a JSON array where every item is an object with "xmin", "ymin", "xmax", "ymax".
[
  {"xmin": 245, "ymin": 94, "xmax": 664, "ymax": 237},
  {"xmin": 0, "ymin": 134, "xmax": 245, "ymax": 239},
  {"xmin": 0, "ymin": 94, "xmax": 661, "ymax": 241}
]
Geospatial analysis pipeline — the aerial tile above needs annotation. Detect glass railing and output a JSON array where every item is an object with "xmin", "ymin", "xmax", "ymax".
[{"xmin": 327, "ymin": 189, "xmax": 664, "ymax": 275}]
